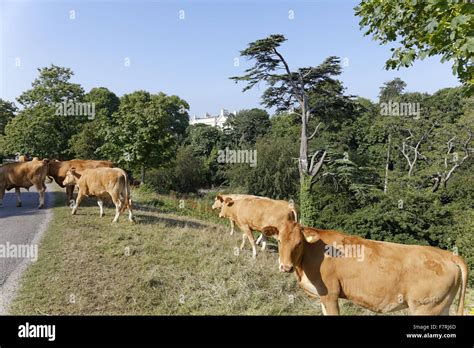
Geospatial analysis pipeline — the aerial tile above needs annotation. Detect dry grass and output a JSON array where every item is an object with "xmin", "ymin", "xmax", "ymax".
[{"xmin": 9, "ymin": 187, "xmax": 472, "ymax": 315}]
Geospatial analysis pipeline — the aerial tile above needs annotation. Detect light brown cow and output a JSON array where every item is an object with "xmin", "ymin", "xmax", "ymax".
[
  {"xmin": 0, "ymin": 159, "xmax": 49, "ymax": 208},
  {"xmin": 218, "ymin": 196, "xmax": 297, "ymax": 258},
  {"xmin": 63, "ymin": 167, "xmax": 134, "ymax": 223},
  {"xmin": 212, "ymin": 194, "xmax": 269, "ymax": 236},
  {"xmin": 262, "ymin": 221, "xmax": 468, "ymax": 315},
  {"xmin": 48, "ymin": 159, "xmax": 114, "ymax": 204}
]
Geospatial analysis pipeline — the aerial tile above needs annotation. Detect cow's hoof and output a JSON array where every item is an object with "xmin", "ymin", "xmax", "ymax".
[
  {"xmin": 17, "ymin": 203, "xmax": 22, "ymax": 208},
  {"xmin": 38, "ymin": 205, "xmax": 44, "ymax": 209}
]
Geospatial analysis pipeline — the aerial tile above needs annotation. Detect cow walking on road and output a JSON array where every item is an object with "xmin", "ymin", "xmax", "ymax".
[{"xmin": 0, "ymin": 159, "xmax": 49, "ymax": 209}]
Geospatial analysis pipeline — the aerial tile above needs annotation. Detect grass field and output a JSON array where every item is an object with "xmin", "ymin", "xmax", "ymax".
[{"xmin": 9, "ymin": 185, "xmax": 472, "ymax": 315}]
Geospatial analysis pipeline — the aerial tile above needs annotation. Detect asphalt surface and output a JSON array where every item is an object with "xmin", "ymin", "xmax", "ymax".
[{"xmin": 0, "ymin": 184, "xmax": 55, "ymax": 312}]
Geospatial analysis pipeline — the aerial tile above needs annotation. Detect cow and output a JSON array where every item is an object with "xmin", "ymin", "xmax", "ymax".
[
  {"xmin": 48, "ymin": 159, "xmax": 114, "ymax": 204},
  {"xmin": 62, "ymin": 167, "xmax": 134, "ymax": 223},
  {"xmin": 0, "ymin": 159, "xmax": 49, "ymax": 209},
  {"xmin": 217, "ymin": 196, "xmax": 297, "ymax": 258},
  {"xmin": 262, "ymin": 221, "xmax": 468, "ymax": 315},
  {"xmin": 212, "ymin": 194, "xmax": 268, "ymax": 235}
]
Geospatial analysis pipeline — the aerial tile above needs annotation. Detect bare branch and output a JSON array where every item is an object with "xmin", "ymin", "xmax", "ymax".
[{"xmin": 308, "ymin": 122, "xmax": 322, "ymax": 140}]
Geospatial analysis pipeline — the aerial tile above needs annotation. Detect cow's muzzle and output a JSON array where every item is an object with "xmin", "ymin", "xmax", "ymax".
[{"xmin": 279, "ymin": 264, "xmax": 294, "ymax": 273}]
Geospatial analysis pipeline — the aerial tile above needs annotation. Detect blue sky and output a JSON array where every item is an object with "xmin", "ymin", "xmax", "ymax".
[{"xmin": 1, "ymin": 0, "xmax": 460, "ymax": 117}]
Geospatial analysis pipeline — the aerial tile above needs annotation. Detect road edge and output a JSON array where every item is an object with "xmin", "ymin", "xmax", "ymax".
[{"xmin": 0, "ymin": 188, "xmax": 55, "ymax": 315}]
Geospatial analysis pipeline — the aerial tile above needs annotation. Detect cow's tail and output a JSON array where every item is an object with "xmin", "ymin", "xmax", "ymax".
[
  {"xmin": 453, "ymin": 255, "xmax": 468, "ymax": 315},
  {"xmin": 120, "ymin": 172, "xmax": 131, "ymax": 213}
]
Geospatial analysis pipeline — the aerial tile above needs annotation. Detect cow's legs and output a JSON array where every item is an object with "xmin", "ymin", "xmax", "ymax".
[
  {"xmin": 321, "ymin": 298, "xmax": 340, "ymax": 315},
  {"xmin": 229, "ymin": 219, "xmax": 234, "ymax": 235},
  {"xmin": 242, "ymin": 226, "xmax": 257, "ymax": 259},
  {"xmin": 35, "ymin": 183, "xmax": 46, "ymax": 209},
  {"xmin": 256, "ymin": 234, "xmax": 263, "ymax": 245},
  {"xmin": 240, "ymin": 233, "xmax": 246, "ymax": 250},
  {"xmin": 71, "ymin": 191, "xmax": 85, "ymax": 215},
  {"xmin": 97, "ymin": 199, "xmax": 105, "ymax": 218},
  {"xmin": 110, "ymin": 191, "xmax": 122, "ymax": 223},
  {"xmin": 127, "ymin": 200, "xmax": 134, "ymax": 222},
  {"xmin": 15, "ymin": 188, "xmax": 22, "ymax": 207},
  {"xmin": 66, "ymin": 185, "xmax": 74, "ymax": 206}
]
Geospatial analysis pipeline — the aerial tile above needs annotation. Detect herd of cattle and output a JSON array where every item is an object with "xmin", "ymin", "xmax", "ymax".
[
  {"xmin": 0, "ymin": 158, "xmax": 133, "ymax": 222},
  {"xmin": 0, "ymin": 158, "xmax": 469, "ymax": 315}
]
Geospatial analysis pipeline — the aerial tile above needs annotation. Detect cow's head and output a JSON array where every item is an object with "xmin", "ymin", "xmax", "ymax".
[
  {"xmin": 218, "ymin": 197, "xmax": 234, "ymax": 218},
  {"xmin": 262, "ymin": 222, "xmax": 320, "ymax": 273},
  {"xmin": 63, "ymin": 168, "xmax": 79, "ymax": 186},
  {"xmin": 212, "ymin": 194, "xmax": 225, "ymax": 210}
]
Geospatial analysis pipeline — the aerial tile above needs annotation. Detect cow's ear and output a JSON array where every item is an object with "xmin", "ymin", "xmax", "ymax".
[
  {"xmin": 302, "ymin": 227, "xmax": 320, "ymax": 243},
  {"xmin": 262, "ymin": 226, "xmax": 279, "ymax": 237},
  {"xmin": 224, "ymin": 197, "xmax": 234, "ymax": 206},
  {"xmin": 70, "ymin": 167, "xmax": 77, "ymax": 174},
  {"xmin": 216, "ymin": 194, "xmax": 224, "ymax": 202}
]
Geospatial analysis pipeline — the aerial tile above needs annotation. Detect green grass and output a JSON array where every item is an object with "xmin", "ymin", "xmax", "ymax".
[{"xmin": 9, "ymin": 186, "xmax": 472, "ymax": 315}]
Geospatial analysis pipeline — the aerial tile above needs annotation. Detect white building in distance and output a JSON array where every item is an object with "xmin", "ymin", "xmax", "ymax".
[{"xmin": 189, "ymin": 108, "xmax": 236, "ymax": 128}]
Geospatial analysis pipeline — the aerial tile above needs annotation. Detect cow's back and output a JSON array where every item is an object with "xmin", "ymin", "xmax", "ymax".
[
  {"xmin": 0, "ymin": 161, "xmax": 48, "ymax": 189},
  {"xmin": 232, "ymin": 198, "xmax": 295, "ymax": 231},
  {"xmin": 49, "ymin": 160, "xmax": 114, "ymax": 186}
]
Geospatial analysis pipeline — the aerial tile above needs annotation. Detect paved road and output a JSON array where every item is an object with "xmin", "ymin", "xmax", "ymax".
[{"xmin": 0, "ymin": 184, "xmax": 55, "ymax": 313}]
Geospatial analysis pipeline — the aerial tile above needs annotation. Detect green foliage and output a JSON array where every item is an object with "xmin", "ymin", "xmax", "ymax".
[
  {"xmin": 99, "ymin": 91, "xmax": 189, "ymax": 177},
  {"xmin": 355, "ymin": 0, "xmax": 474, "ymax": 93},
  {"xmin": 69, "ymin": 87, "xmax": 120, "ymax": 159},
  {"xmin": 173, "ymin": 146, "xmax": 207, "ymax": 193},
  {"xmin": 223, "ymin": 108, "xmax": 270, "ymax": 146},
  {"xmin": 0, "ymin": 99, "xmax": 17, "ymax": 135},
  {"xmin": 226, "ymin": 135, "xmax": 299, "ymax": 199},
  {"xmin": 3, "ymin": 65, "xmax": 86, "ymax": 159}
]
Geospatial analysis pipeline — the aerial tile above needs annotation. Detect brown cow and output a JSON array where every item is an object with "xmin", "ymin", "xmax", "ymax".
[
  {"xmin": 212, "ymin": 194, "xmax": 270, "ymax": 236},
  {"xmin": 0, "ymin": 159, "xmax": 49, "ymax": 208},
  {"xmin": 63, "ymin": 167, "xmax": 134, "ymax": 223},
  {"xmin": 218, "ymin": 196, "xmax": 297, "ymax": 258},
  {"xmin": 262, "ymin": 221, "xmax": 468, "ymax": 315},
  {"xmin": 48, "ymin": 159, "xmax": 113, "ymax": 204}
]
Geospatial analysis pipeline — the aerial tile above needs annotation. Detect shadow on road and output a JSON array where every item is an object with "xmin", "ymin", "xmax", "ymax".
[{"xmin": 0, "ymin": 191, "xmax": 63, "ymax": 219}]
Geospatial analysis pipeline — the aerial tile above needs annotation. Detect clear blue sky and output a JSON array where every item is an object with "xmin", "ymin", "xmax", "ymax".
[{"xmin": 1, "ymin": 0, "xmax": 460, "ymax": 117}]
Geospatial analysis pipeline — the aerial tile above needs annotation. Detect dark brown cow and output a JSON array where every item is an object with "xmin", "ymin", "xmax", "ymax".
[
  {"xmin": 47, "ymin": 159, "xmax": 113, "ymax": 203},
  {"xmin": 0, "ymin": 159, "xmax": 49, "ymax": 208}
]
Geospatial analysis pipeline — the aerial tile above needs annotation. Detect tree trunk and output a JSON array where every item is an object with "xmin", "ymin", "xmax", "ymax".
[
  {"xmin": 299, "ymin": 174, "xmax": 318, "ymax": 225},
  {"xmin": 141, "ymin": 165, "xmax": 146, "ymax": 184},
  {"xmin": 383, "ymin": 134, "xmax": 391, "ymax": 194}
]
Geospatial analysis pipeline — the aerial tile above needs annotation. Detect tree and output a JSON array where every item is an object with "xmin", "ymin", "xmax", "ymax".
[
  {"xmin": 17, "ymin": 65, "xmax": 84, "ymax": 108},
  {"xmin": 0, "ymin": 99, "xmax": 17, "ymax": 135},
  {"xmin": 3, "ymin": 65, "xmax": 85, "ymax": 158},
  {"xmin": 173, "ymin": 146, "xmax": 206, "ymax": 193},
  {"xmin": 379, "ymin": 78, "xmax": 406, "ymax": 103},
  {"xmin": 100, "ymin": 91, "xmax": 189, "ymax": 183},
  {"xmin": 186, "ymin": 124, "xmax": 222, "ymax": 158},
  {"xmin": 69, "ymin": 87, "xmax": 120, "ymax": 159},
  {"xmin": 231, "ymin": 34, "xmax": 351, "ymax": 224},
  {"xmin": 223, "ymin": 108, "xmax": 270, "ymax": 146},
  {"xmin": 355, "ymin": 1, "xmax": 474, "ymax": 94}
]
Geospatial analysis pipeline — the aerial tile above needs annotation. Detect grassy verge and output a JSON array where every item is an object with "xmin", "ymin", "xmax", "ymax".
[{"xmin": 9, "ymin": 186, "xmax": 472, "ymax": 315}]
